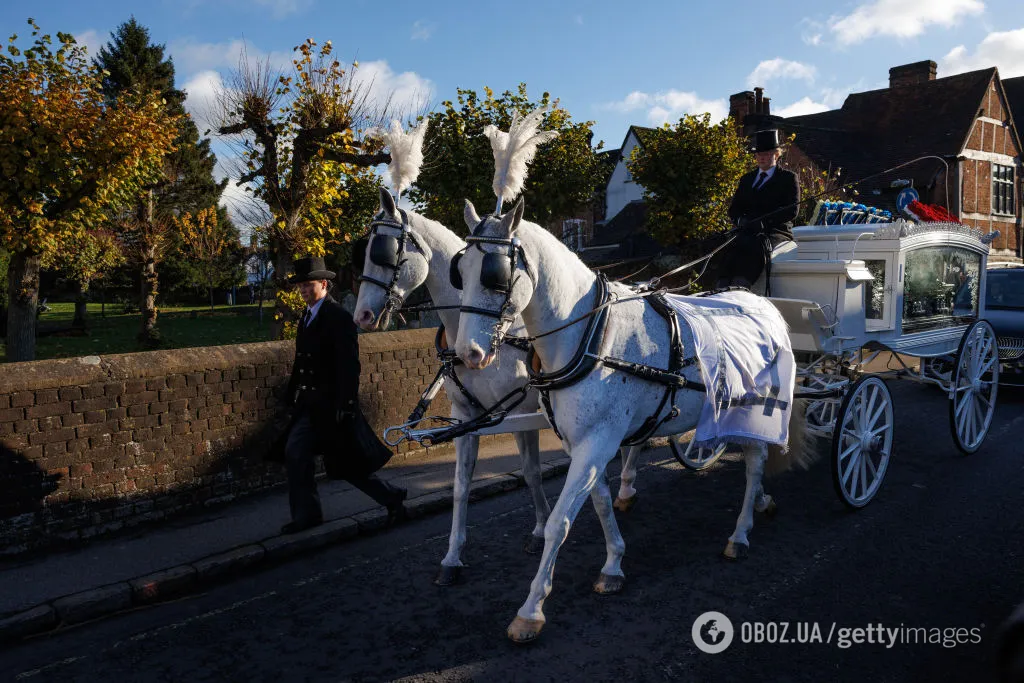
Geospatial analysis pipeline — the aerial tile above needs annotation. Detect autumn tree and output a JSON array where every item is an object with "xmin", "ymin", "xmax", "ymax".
[
  {"xmin": 176, "ymin": 207, "xmax": 238, "ymax": 310},
  {"xmin": 409, "ymin": 84, "xmax": 604, "ymax": 234},
  {"xmin": 245, "ymin": 224, "xmax": 274, "ymax": 324},
  {"xmin": 0, "ymin": 20, "xmax": 178, "ymax": 361},
  {"xmin": 41, "ymin": 229, "xmax": 125, "ymax": 329},
  {"xmin": 94, "ymin": 18, "xmax": 227, "ymax": 346},
  {"xmin": 216, "ymin": 38, "xmax": 406, "ymax": 338},
  {"xmin": 627, "ymin": 113, "xmax": 753, "ymax": 250}
]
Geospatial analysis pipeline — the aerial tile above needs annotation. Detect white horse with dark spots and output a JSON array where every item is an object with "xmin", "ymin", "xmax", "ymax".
[{"xmin": 453, "ymin": 197, "xmax": 816, "ymax": 643}]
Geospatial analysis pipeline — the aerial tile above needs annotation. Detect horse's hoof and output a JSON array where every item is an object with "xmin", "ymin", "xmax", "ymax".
[
  {"xmin": 524, "ymin": 534, "xmax": 545, "ymax": 555},
  {"xmin": 613, "ymin": 493, "xmax": 637, "ymax": 513},
  {"xmin": 593, "ymin": 573, "xmax": 626, "ymax": 595},
  {"xmin": 434, "ymin": 565, "xmax": 462, "ymax": 586},
  {"xmin": 507, "ymin": 616, "xmax": 545, "ymax": 643},
  {"xmin": 722, "ymin": 541, "xmax": 749, "ymax": 561},
  {"xmin": 760, "ymin": 498, "xmax": 778, "ymax": 517}
]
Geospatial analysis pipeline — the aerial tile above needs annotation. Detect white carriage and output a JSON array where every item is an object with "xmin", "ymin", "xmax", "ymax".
[{"xmin": 765, "ymin": 218, "xmax": 1001, "ymax": 508}]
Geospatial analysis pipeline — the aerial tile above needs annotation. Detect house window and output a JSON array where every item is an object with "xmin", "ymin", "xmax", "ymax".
[{"xmin": 992, "ymin": 164, "xmax": 1015, "ymax": 215}]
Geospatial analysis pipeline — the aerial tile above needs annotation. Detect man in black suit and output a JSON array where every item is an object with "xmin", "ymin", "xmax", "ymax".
[
  {"xmin": 280, "ymin": 256, "xmax": 407, "ymax": 534},
  {"xmin": 717, "ymin": 129, "xmax": 800, "ymax": 292}
]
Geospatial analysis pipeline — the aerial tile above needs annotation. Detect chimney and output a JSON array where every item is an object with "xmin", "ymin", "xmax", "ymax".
[
  {"xmin": 729, "ymin": 90, "xmax": 755, "ymax": 129},
  {"xmin": 889, "ymin": 60, "xmax": 937, "ymax": 89}
]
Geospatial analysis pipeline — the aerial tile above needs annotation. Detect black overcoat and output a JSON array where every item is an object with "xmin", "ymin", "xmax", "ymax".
[
  {"xmin": 269, "ymin": 296, "xmax": 391, "ymax": 478},
  {"xmin": 720, "ymin": 167, "xmax": 801, "ymax": 286}
]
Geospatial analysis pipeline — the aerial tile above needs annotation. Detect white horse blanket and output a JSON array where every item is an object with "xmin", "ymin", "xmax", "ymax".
[{"xmin": 665, "ymin": 290, "xmax": 795, "ymax": 449}]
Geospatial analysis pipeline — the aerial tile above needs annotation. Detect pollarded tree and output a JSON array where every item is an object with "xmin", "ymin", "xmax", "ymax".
[
  {"xmin": 408, "ymin": 84, "xmax": 604, "ymax": 234},
  {"xmin": 0, "ymin": 19, "xmax": 179, "ymax": 361},
  {"xmin": 627, "ymin": 112, "xmax": 753, "ymax": 249},
  {"xmin": 216, "ymin": 38, "xmax": 408, "ymax": 338}
]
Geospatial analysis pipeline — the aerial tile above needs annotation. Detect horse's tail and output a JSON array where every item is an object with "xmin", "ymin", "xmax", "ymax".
[{"xmin": 765, "ymin": 398, "xmax": 821, "ymax": 477}]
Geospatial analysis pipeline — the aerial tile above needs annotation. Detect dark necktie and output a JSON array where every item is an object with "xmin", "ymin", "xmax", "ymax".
[
  {"xmin": 752, "ymin": 171, "xmax": 768, "ymax": 190},
  {"xmin": 299, "ymin": 308, "xmax": 310, "ymax": 331}
]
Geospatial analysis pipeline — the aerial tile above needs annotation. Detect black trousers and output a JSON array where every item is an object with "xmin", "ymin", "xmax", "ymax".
[
  {"xmin": 285, "ymin": 411, "xmax": 405, "ymax": 523},
  {"xmin": 715, "ymin": 231, "xmax": 790, "ymax": 291}
]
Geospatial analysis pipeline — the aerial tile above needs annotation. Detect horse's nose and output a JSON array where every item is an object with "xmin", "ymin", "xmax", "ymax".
[
  {"xmin": 464, "ymin": 346, "xmax": 486, "ymax": 369},
  {"xmin": 355, "ymin": 308, "xmax": 375, "ymax": 330}
]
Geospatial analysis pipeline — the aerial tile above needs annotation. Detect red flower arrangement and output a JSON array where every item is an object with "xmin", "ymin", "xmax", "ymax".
[{"xmin": 906, "ymin": 200, "xmax": 961, "ymax": 223}]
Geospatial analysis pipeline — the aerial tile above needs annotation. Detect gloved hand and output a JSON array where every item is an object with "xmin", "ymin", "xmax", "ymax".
[{"xmin": 335, "ymin": 399, "xmax": 357, "ymax": 425}]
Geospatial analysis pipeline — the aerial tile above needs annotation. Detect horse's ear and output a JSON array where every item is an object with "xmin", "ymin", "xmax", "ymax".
[
  {"xmin": 464, "ymin": 199, "xmax": 481, "ymax": 230},
  {"xmin": 499, "ymin": 196, "xmax": 525, "ymax": 237},
  {"xmin": 379, "ymin": 188, "xmax": 397, "ymax": 218}
]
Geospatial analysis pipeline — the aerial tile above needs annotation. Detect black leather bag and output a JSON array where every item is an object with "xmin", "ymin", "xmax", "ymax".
[{"xmin": 322, "ymin": 410, "xmax": 394, "ymax": 480}]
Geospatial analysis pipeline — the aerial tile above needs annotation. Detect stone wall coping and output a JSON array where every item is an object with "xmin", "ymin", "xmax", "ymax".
[
  {"xmin": 0, "ymin": 327, "xmax": 442, "ymax": 394},
  {"xmin": 355, "ymin": 327, "xmax": 437, "ymax": 354}
]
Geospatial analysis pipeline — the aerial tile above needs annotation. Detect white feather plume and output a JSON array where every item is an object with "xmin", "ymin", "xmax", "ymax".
[
  {"xmin": 484, "ymin": 105, "xmax": 559, "ymax": 204},
  {"xmin": 380, "ymin": 118, "xmax": 428, "ymax": 197}
]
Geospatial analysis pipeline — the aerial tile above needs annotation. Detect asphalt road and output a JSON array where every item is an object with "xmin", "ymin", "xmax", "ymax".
[{"xmin": 3, "ymin": 380, "xmax": 1023, "ymax": 683}]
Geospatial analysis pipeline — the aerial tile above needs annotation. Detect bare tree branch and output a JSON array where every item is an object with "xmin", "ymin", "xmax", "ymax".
[{"xmin": 319, "ymin": 150, "xmax": 392, "ymax": 166}]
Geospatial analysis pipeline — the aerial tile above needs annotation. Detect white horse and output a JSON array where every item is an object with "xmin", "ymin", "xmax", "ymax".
[
  {"xmin": 453, "ymin": 197, "xmax": 816, "ymax": 643},
  {"xmin": 353, "ymin": 189, "xmax": 646, "ymax": 585}
]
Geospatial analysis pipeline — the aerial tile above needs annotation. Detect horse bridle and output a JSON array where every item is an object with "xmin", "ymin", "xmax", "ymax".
[
  {"xmin": 449, "ymin": 218, "xmax": 534, "ymax": 354},
  {"xmin": 357, "ymin": 210, "xmax": 425, "ymax": 325}
]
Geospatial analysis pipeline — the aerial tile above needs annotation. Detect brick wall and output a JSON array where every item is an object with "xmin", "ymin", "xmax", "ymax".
[{"xmin": 0, "ymin": 328, "xmax": 504, "ymax": 555}]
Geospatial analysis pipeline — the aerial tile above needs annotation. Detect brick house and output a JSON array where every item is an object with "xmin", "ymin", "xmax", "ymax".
[{"xmin": 732, "ymin": 60, "xmax": 1023, "ymax": 262}]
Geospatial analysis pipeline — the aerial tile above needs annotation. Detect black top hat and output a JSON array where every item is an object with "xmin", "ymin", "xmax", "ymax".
[
  {"xmin": 289, "ymin": 256, "xmax": 336, "ymax": 284},
  {"xmin": 752, "ymin": 129, "xmax": 782, "ymax": 153}
]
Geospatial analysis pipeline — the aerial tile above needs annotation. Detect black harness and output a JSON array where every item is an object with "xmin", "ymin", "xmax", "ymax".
[
  {"xmin": 449, "ymin": 217, "xmax": 535, "ymax": 355},
  {"xmin": 405, "ymin": 324, "xmax": 532, "ymax": 426},
  {"xmin": 523, "ymin": 274, "xmax": 705, "ymax": 447},
  {"xmin": 357, "ymin": 210, "xmax": 426, "ymax": 325},
  {"xmin": 404, "ymin": 219, "xmax": 715, "ymax": 448}
]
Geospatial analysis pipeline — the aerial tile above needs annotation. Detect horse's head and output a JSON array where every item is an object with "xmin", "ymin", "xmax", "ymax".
[
  {"xmin": 354, "ymin": 187, "xmax": 433, "ymax": 330},
  {"xmin": 454, "ymin": 197, "xmax": 536, "ymax": 369}
]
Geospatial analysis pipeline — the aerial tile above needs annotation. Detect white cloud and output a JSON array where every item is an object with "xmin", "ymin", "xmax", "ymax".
[
  {"xmin": 351, "ymin": 60, "xmax": 434, "ymax": 119},
  {"xmin": 168, "ymin": 38, "xmax": 293, "ymax": 78},
  {"xmin": 411, "ymin": 20, "xmax": 435, "ymax": 41},
  {"xmin": 747, "ymin": 59, "xmax": 817, "ymax": 87},
  {"xmin": 825, "ymin": 0, "xmax": 984, "ymax": 46},
  {"xmin": 73, "ymin": 29, "xmax": 103, "ymax": 57},
  {"xmin": 776, "ymin": 97, "xmax": 831, "ymax": 118},
  {"xmin": 181, "ymin": 70, "xmax": 225, "ymax": 133},
  {"xmin": 601, "ymin": 89, "xmax": 728, "ymax": 125},
  {"xmin": 941, "ymin": 27, "xmax": 1024, "ymax": 78}
]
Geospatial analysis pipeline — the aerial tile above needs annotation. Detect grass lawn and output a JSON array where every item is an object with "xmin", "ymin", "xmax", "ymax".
[{"xmin": 0, "ymin": 302, "xmax": 277, "ymax": 362}]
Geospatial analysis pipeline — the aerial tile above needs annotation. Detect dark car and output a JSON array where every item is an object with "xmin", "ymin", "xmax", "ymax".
[{"xmin": 986, "ymin": 264, "xmax": 1024, "ymax": 385}]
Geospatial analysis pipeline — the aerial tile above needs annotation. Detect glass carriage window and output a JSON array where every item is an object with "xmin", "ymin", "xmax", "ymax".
[
  {"xmin": 992, "ymin": 164, "xmax": 1015, "ymax": 216},
  {"xmin": 864, "ymin": 259, "xmax": 887, "ymax": 320},
  {"xmin": 902, "ymin": 246, "xmax": 981, "ymax": 332}
]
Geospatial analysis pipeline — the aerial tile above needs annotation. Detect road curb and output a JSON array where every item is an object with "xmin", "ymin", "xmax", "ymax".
[{"xmin": 0, "ymin": 459, "xmax": 572, "ymax": 645}]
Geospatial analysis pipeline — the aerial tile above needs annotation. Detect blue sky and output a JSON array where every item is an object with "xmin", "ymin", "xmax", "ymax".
[{"xmin": 3, "ymin": 0, "xmax": 1023, "ymax": 224}]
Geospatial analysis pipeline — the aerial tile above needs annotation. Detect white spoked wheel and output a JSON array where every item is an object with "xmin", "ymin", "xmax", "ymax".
[
  {"xmin": 950, "ymin": 320, "xmax": 1000, "ymax": 455},
  {"xmin": 669, "ymin": 434, "xmax": 727, "ymax": 471},
  {"xmin": 831, "ymin": 375, "xmax": 894, "ymax": 509}
]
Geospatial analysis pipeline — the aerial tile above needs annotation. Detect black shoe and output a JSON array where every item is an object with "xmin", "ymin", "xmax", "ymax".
[
  {"xmin": 281, "ymin": 517, "xmax": 323, "ymax": 535},
  {"xmin": 385, "ymin": 488, "xmax": 408, "ymax": 527}
]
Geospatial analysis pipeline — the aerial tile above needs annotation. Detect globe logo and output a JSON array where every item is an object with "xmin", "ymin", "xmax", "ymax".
[{"xmin": 692, "ymin": 611, "xmax": 734, "ymax": 654}]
